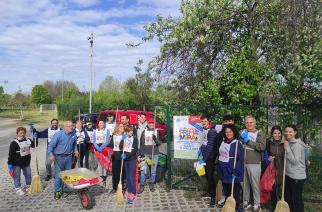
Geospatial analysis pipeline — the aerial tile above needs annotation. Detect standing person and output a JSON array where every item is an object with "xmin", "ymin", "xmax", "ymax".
[
  {"xmin": 198, "ymin": 114, "xmax": 217, "ymax": 207},
  {"xmin": 214, "ymin": 114, "xmax": 235, "ymax": 207},
  {"xmin": 121, "ymin": 126, "xmax": 139, "ymax": 204},
  {"xmin": 266, "ymin": 126, "xmax": 284, "ymax": 211},
  {"xmin": 8, "ymin": 127, "xmax": 36, "ymax": 195},
  {"xmin": 84, "ymin": 121, "xmax": 97, "ymax": 171},
  {"xmin": 135, "ymin": 112, "xmax": 147, "ymax": 150},
  {"xmin": 33, "ymin": 119, "xmax": 61, "ymax": 181},
  {"xmin": 48, "ymin": 121, "xmax": 79, "ymax": 200},
  {"xmin": 105, "ymin": 113, "xmax": 116, "ymax": 134},
  {"xmin": 218, "ymin": 124, "xmax": 244, "ymax": 212},
  {"xmin": 93, "ymin": 120, "xmax": 111, "ymax": 174},
  {"xmin": 75, "ymin": 120, "xmax": 90, "ymax": 168},
  {"xmin": 138, "ymin": 120, "xmax": 162, "ymax": 194},
  {"xmin": 109, "ymin": 123, "xmax": 126, "ymax": 194},
  {"xmin": 284, "ymin": 125, "xmax": 306, "ymax": 212},
  {"xmin": 241, "ymin": 116, "xmax": 266, "ymax": 211},
  {"xmin": 121, "ymin": 114, "xmax": 137, "ymax": 135}
]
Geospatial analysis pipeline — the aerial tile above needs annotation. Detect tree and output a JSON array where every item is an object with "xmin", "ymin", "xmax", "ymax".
[
  {"xmin": 98, "ymin": 76, "xmax": 123, "ymax": 92},
  {"xmin": 31, "ymin": 85, "xmax": 50, "ymax": 105},
  {"xmin": 43, "ymin": 80, "xmax": 79, "ymax": 101}
]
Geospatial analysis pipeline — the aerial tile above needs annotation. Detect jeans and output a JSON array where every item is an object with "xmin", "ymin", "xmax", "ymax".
[
  {"xmin": 140, "ymin": 154, "xmax": 158, "ymax": 185},
  {"xmin": 46, "ymin": 145, "xmax": 53, "ymax": 176},
  {"xmin": 13, "ymin": 165, "xmax": 31, "ymax": 188},
  {"xmin": 78, "ymin": 143, "xmax": 90, "ymax": 168},
  {"xmin": 125, "ymin": 159, "xmax": 138, "ymax": 194},
  {"xmin": 54, "ymin": 155, "xmax": 73, "ymax": 192}
]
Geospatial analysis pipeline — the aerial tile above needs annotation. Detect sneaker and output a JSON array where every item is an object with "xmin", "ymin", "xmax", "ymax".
[
  {"xmin": 209, "ymin": 197, "xmax": 216, "ymax": 208},
  {"xmin": 45, "ymin": 175, "xmax": 51, "ymax": 181},
  {"xmin": 149, "ymin": 183, "xmax": 156, "ymax": 192},
  {"xmin": 54, "ymin": 191, "xmax": 62, "ymax": 200},
  {"xmin": 243, "ymin": 200, "xmax": 252, "ymax": 210},
  {"xmin": 253, "ymin": 204, "xmax": 261, "ymax": 211},
  {"xmin": 24, "ymin": 185, "xmax": 30, "ymax": 194},
  {"xmin": 138, "ymin": 185, "xmax": 145, "ymax": 194},
  {"xmin": 15, "ymin": 188, "xmax": 25, "ymax": 196},
  {"xmin": 217, "ymin": 196, "xmax": 225, "ymax": 208}
]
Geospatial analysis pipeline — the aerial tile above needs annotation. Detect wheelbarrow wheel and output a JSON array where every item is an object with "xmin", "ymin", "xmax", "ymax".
[{"xmin": 80, "ymin": 190, "xmax": 94, "ymax": 210}]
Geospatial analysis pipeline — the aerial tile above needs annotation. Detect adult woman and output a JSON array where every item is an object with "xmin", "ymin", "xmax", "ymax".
[
  {"xmin": 75, "ymin": 120, "xmax": 90, "ymax": 168},
  {"xmin": 283, "ymin": 125, "xmax": 306, "ymax": 212},
  {"xmin": 93, "ymin": 120, "xmax": 110, "ymax": 174},
  {"xmin": 109, "ymin": 123, "xmax": 126, "ymax": 193},
  {"xmin": 217, "ymin": 124, "xmax": 244, "ymax": 212},
  {"xmin": 266, "ymin": 126, "xmax": 284, "ymax": 211}
]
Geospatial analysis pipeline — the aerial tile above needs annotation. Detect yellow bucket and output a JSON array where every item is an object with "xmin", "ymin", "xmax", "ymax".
[
  {"xmin": 145, "ymin": 157, "xmax": 153, "ymax": 166},
  {"xmin": 194, "ymin": 162, "xmax": 206, "ymax": 176}
]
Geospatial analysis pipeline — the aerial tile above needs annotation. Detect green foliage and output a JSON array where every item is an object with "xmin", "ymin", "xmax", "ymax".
[{"xmin": 31, "ymin": 85, "xmax": 50, "ymax": 106}]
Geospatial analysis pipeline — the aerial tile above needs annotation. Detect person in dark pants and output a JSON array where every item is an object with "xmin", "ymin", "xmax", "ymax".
[
  {"xmin": 218, "ymin": 124, "xmax": 244, "ymax": 212},
  {"xmin": 199, "ymin": 114, "xmax": 217, "ymax": 207},
  {"xmin": 284, "ymin": 125, "xmax": 306, "ymax": 212},
  {"xmin": 75, "ymin": 120, "xmax": 90, "ymax": 168},
  {"xmin": 109, "ymin": 123, "xmax": 126, "ymax": 193}
]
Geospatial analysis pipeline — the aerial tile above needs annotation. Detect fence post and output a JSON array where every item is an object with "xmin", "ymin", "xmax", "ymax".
[{"xmin": 166, "ymin": 105, "xmax": 172, "ymax": 189}]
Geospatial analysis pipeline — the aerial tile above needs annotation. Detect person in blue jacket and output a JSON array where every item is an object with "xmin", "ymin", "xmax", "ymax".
[
  {"xmin": 198, "ymin": 114, "xmax": 217, "ymax": 207},
  {"xmin": 218, "ymin": 124, "xmax": 244, "ymax": 212}
]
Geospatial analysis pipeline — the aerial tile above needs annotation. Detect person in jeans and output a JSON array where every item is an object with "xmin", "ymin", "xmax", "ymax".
[
  {"xmin": 198, "ymin": 114, "xmax": 217, "ymax": 207},
  {"xmin": 8, "ymin": 127, "xmax": 36, "ymax": 195},
  {"xmin": 284, "ymin": 125, "xmax": 306, "ymax": 212},
  {"xmin": 138, "ymin": 120, "xmax": 162, "ymax": 194},
  {"xmin": 241, "ymin": 116, "xmax": 266, "ymax": 211},
  {"xmin": 48, "ymin": 121, "xmax": 79, "ymax": 200}
]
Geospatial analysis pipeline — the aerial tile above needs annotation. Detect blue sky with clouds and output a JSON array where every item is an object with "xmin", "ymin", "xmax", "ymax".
[{"xmin": 0, "ymin": 0, "xmax": 180, "ymax": 94}]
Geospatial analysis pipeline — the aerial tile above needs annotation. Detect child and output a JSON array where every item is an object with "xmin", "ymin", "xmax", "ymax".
[
  {"xmin": 8, "ymin": 127, "xmax": 35, "ymax": 195},
  {"xmin": 121, "ymin": 126, "xmax": 138, "ymax": 204}
]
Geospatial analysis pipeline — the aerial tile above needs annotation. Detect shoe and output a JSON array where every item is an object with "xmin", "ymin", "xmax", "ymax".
[
  {"xmin": 217, "ymin": 196, "xmax": 225, "ymax": 208},
  {"xmin": 15, "ymin": 188, "xmax": 25, "ymax": 196},
  {"xmin": 24, "ymin": 185, "xmax": 30, "ymax": 194},
  {"xmin": 209, "ymin": 197, "xmax": 215, "ymax": 208},
  {"xmin": 253, "ymin": 204, "xmax": 261, "ymax": 211},
  {"xmin": 243, "ymin": 200, "xmax": 252, "ymax": 210},
  {"xmin": 54, "ymin": 191, "xmax": 62, "ymax": 200},
  {"xmin": 149, "ymin": 183, "xmax": 156, "ymax": 192},
  {"xmin": 45, "ymin": 175, "xmax": 51, "ymax": 181},
  {"xmin": 138, "ymin": 185, "xmax": 145, "ymax": 194},
  {"xmin": 110, "ymin": 189, "xmax": 116, "ymax": 194}
]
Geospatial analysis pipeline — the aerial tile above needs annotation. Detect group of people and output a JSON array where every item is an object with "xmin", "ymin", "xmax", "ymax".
[
  {"xmin": 199, "ymin": 114, "xmax": 308, "ymax": 212},
  {"xmin": 7, "ymin": 112, "xmax": 162, "ymax": 205}
]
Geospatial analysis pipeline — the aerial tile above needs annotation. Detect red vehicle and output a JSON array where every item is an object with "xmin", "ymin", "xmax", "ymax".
[{"xmin": 97, "ymin": 109, "xmax": 167, "ymax": 141}]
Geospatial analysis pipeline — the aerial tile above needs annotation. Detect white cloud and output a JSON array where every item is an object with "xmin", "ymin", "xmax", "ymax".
[{"xmin": 0, "ymin": 0, "xmax": 180, "ymax": 94}]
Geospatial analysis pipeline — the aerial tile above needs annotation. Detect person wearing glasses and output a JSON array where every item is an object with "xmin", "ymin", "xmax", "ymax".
[{"xmin": 48, "ymin": 121, "xmax": 79, "ymax": 200}]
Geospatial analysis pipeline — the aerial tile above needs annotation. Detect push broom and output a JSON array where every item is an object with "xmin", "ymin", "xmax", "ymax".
[
  {"xmin": 116, "ymin": 147, "xmax": 125, "ymax": 205},
  {"xmin": 29, "ymin": 135, "xmax": 43, "ymax": 194},
  {"xmin": 222, "ymin": 140, "xmax": 239, "ymax": 212},
  {"xmin": 275, "ymin": 151, "xmax": 290, "ymax": 212}
]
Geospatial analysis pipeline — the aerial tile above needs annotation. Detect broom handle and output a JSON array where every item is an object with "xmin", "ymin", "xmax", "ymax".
[
  {"xmin": 231, "ymin": 140, "xmax": 239, "ymax": 196},
  {"xmin": 34, "ymin": 137, "xmax": 39, "ymax": 175},
  {"xmin": 281, "ymin": 151, "xmax": 286, "ymax": 200},
  {"xmin": 151, "ymin": 107, "xmax": 157, "ymax": 168},
  {"xmin": 242, "ymin": 145, "xmax": 247, "ymax": 203},
  {"xmin": 119, "ymin": 145, "xmax": 125, "ymax": 184}
]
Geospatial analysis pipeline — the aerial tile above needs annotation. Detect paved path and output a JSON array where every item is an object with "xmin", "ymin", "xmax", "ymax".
[{"xmin": 0, "ymin": 119, "xmax": 219, "ymax": 212}]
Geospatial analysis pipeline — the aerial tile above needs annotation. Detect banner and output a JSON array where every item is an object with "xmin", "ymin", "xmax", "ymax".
[{"xmin": 173, "ymin": 116, "xmax": 204, "ymax": 159}]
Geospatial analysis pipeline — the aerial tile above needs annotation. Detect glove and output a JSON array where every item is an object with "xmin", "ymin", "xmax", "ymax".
[
  {"xmin": 33, "ymin": 132, "xmax": 38, "ymax": 139},
  {"xmin": 198, "ymin": 159, "xmax": 206, "ymax": 166},
  {"xmin": 8, "ymin": 164, "xmax": 14, "ymax": 178},
  {"xmin": 241, "ymin": 131, "xmax": 249, "ymax": 144},
  {"xmin": 121, "ymin": 153, "xmax": 126, "ymax": 160},
  {"xmin": 96, "ymin": 147, "xmax": 102, "ymax": 153}
]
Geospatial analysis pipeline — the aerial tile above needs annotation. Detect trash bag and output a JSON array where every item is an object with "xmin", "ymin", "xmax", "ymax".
[
  {"xmin": 95, "ymin": 147, "xmax": 113, "ymax": 172},
  {"xmin": 260, "ymin": 162, "xmax": 276, "ymax": 204}
]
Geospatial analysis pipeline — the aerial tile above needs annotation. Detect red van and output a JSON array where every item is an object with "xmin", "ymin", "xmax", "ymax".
[{"xmin": 97, "ymin": 109, "xmax": 167, "ymax": 141}]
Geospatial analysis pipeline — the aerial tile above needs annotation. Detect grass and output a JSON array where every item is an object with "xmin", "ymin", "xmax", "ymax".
[{"xmin": 0, "ymin": 109, "xmax": 58, "ymax": 128}]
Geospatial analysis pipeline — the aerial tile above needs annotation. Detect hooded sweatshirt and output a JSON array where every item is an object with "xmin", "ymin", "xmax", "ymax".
[{"xmin": 285, "ymin": 138, "xmax": 307, "ymax": 180}]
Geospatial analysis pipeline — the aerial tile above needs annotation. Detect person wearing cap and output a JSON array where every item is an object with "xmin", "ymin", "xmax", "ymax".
[
  {"xmin": 33, "ymin": 118, "xmax": 62, "ymax": 181},
  {"xmin": 138, "ymin": 119, "xmax": 162, "ymax": 194}
]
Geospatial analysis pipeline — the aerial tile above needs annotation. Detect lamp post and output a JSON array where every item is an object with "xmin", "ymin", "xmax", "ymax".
[{"xmin": 88, "ymin": 32, "xmax": 94, "ymax": 114}]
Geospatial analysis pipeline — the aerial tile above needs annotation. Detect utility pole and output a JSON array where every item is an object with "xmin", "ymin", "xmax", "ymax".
[
  {"xmin": 62, "ymin": 69, "xmax": 64, "ymax": 103},
  {"xmin": 88, "ymin": 32, "xmax": 94, "ymax": 114}
]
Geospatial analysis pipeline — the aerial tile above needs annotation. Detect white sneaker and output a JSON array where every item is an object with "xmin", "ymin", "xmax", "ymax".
[
  {"xmin": 15, "ymin": 188, "xmax": 25, "ymax": 196},
  {"xmin": 218, "ymin": 196, "xmax": 226, "ymax": 205},
  {"xmin": 253, "ymin": 204, "xmax": 261, "ymax": 211},
  {"xmin": 24, "ymin": 185, "xmax": 30, "ymax": 194},
  {"xmin": 243, "ymin": 200, "xmax": 252, "ymax": 209}
]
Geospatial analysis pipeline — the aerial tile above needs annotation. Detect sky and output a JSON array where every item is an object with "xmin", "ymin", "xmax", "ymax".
[{"xmin": 0, "ymin": 0, "xmax": 181, "ymax": 94}]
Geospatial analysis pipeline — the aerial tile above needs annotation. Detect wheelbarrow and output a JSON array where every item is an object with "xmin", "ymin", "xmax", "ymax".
[{"xmin": 60, "ymin": 168, "xmax": 102, "ymax": 210}]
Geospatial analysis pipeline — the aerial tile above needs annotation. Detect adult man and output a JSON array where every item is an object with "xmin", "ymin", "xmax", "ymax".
[
  {"xmin": 198, "ymin": 114, "xmax": 217, "ymax": 207},
  {"xmin": 121, "ymin": 114, "xmax": 137, "ymax": 135},
  {"xmin": 34, "ymin": 119, "xmax": 62, "ymax": 181},
  {"xmin": 48, "ymin": 121, "xmax": 79, "ymax": 200},
  {"xmin": 135, "ymin": 112, "xmax": 147, "ymax": 150},
  {"xmin": 241, "ymin": 116, "xmax": 266, "ymax": 211}
]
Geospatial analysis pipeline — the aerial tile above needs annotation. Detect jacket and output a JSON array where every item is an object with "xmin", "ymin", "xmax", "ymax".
[
  {"xmin": 109, "ymin": 133, "xmax": 126, "ymax": 160},
  {"xmin": 8, "ymin": 137, "xmax": 35, "ymax": 167},
  {"xmin": 267, "ymin": 138, "xmax": 284, "ymax": 184},
  {"xmin": 120, "ymin": 135, "xmax": 138, "ymax": 161},
  {"xmin": 243, "ymin": 129, "xmax": 266, "ymax": 164},
  {"xmin": 285, "ymin": 138, "xmax": 307, "ymax": 180},
  {"xmin": 199, "ymin": 126, "xmax": 217, "ymax": 161},
  {"xmin": 140, "ymin": 128, "xmax": 162, "ymax": 155}
]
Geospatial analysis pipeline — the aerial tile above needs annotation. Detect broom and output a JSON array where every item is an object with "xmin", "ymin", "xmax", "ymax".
[
  {"xmin": 221, "ymin": 140, "xmax": 239, "ymax": 212},
  {"xmin": 274, "ymin": 151, "xmax": 290, "ymax": 212},
  {"xmin": 29, "ymin": 136, "xmax": 43, "ymax": 194},
  {"xmin": 116, "ymin": 148, "xmax": 125, "ymax": 205},
  {"xmin": 215, "ymin": 179, "xmax": 223, "ymax": 202}
]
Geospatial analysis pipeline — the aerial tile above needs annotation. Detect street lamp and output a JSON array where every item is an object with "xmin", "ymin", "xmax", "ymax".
[{"xmin": 88, "ymin": 32, "xmax": 94, "ymax": 114}]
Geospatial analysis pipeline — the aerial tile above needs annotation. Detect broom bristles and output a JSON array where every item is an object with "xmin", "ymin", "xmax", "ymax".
[
  {"xmin": 221, "ymin": 196, "xmax": 236, "ymax": 212},
  {"xmin": 275, "ymin": 200, "xmax": 290, "ymax": 212},
  {"xmin": 116, "ymin": 183, "xmax": 124, "ymax": 205},
  {"xmin": 215, "ymin": 180, "xmax": 223, "ymax": 201},
  {"xmin": 29, "ymin": 174, "xmax": 43, "ymax": 194}
]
